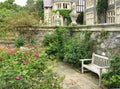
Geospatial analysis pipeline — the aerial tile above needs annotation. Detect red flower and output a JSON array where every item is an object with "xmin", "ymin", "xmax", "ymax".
[
  {"xmin": 35, "ymin": 53, "xmax": 39, "ymax": 58},
  {"xmin": 33, "ymin": 45, "xmax": 37, "ymax": 49},
  {"xmin": 22, "ymin": 59, "xmax": 29, "ymax": 65},
  {"xmin": 0, "ymin": 47, "xmax": 3, "ymax": 51},
  {"xmin": 5, "ymin": 45, "xmax": 10, "ymax": 49},
  {"xmin": 23, "ymin": 50, "xmax": 27, "ymax": 54},
  {"xmin": 15, "ymin": 76, "xmax": 21, "ymax": 80},
  {"xmin": 111, "ymin": 67, "xmax": 114, "ymax": 71},
  {"xmin": 0, "ymin": 57, "xmax": 2, "ymax": 61},
  {"xmin": 26, "ymin": 44, "xmax": 31, "ymax": 49},
  {"xmin": 8, "ymin": 48, "xmax": 15, "ymax": 54}
]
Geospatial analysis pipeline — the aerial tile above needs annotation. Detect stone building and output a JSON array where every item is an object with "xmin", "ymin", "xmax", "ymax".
[
  {"xmin": 43, "ymin": 0, "xmax": 84, "ymax": 26},
  {"xmin": 85, "ymin": 0, "xmax": 120, "ymax": 25}
]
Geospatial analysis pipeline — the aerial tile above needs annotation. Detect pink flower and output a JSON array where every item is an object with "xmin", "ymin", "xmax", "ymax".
[
  {"xmin": 23, "ymin": 50, "xmax": 27, "ymax": 54},
  {"xmin": 33, "ymin": 45, "xmax": 37, "ymax": 49},
  {"xmin": 22, "ymin": 59, "xmax": 29, "ymax": 65},
  {"xmin": 0, "ymin": 47, "xmax": 3, "ymax": 51},
  {"xmin": 111, "ymin": 67, "xmax": 114, "ymax": 71},
  {"xmin": 35, "ymin": 53, "xmax": 39, "ymax": 58},
  {"xmin": 0, "ymin": 57, "xmax": 2, "ymax": 61},
  {"xmin": 26, "ymin": 44, "xmax": 31, "ymax": 49},
  {"xmin": 15, "ymin": 76, "xmax": 21, "ymax": 80},
  {"xmin": 4, "ymin": 45, "xmax": 11, "ymax": 49},
  {"xmin": 8, "ymin": 49, "xmax": 15, "ymax": 54}
]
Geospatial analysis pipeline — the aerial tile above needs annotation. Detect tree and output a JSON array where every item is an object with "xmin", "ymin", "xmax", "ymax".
[
  {"xmin": 0, "ymin": 0, "xmax": 23, "ymax": 11},
  {"xmin": 26, "ymin": 0, "xmax": 36, "ymax": 12},
  {"xmin": 26, "ymin": 0, "xmax": 44, "ymax": 20},
  {"xmin": 35, "ymin": 0, "xmax": 44, "ymax": 20}
]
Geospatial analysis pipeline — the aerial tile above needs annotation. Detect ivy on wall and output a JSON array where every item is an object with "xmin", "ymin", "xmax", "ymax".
[
  {"xmin": 96, "ymin": 0, "xmax": 108, "ymax": 23},
  {"xmin": 76, "ymin": 12, "xmax": 84, "ymax": 24},
  {"xmin": 53, "ymin": 9, "xmax": 72, "ymax": 25}
]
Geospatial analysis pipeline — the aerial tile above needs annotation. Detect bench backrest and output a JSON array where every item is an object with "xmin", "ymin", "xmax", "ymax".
[{"xmin": 92, "ymin": 53, "xmax": 109, "ymax": 67}]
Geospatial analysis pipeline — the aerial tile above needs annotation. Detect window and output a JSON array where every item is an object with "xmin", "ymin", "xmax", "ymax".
[
  {"xmin": 63, "ymin": 3, "xmax": 68, "ymax": 9},
  {"xmin": 107, "ymin": 10, "xmax": 115, "ymax": 23},
  {"xmin": 57, "ymin": 3, "xmax": 61, "ymax": 9}
]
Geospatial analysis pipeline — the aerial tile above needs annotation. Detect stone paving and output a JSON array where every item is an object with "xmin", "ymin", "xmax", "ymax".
[{"xmin": 54, "ymin": 62, "xmax": 106, "ymax": 89}]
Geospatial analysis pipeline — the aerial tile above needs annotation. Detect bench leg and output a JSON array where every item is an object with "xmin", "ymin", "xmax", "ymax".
[
  {"xmin": 99, "ymin": 69, "xmax": 102, "ymax": 86},
  {"xmin": 81, "ymin": 61, "xmax": 84, "ymax": 73},
  {"xmin": 99, "ymin": 76, "xmax": 101, "ymax": 86}
]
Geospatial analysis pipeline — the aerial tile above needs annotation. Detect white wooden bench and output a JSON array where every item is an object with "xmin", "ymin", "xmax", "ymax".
[{"xmin": 79, "ymin": 53, "xmax": 109, "ymax": 86}]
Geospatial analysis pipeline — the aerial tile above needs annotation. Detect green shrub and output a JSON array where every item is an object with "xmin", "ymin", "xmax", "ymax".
[
  {"xmin": 44, "ymin": 27, "xmax": 70, "ymax": 60},
  {"xmin": 14, "ymin": 36, "xmax": 25, "ymax": 48},
  {"xmin": 102, "ymin": 54, "xmax": 120, "ymax": 88},
  {"xmin": 0, "ymin": 45, "xmax": 63, "ymax": 89},
  {"xmin": 64, "ymin": 30, "xmax": 94, "ymax": 67},
  {"xmin": 44, "ymin": 28, "xmax": 94, "ymax": 67}
]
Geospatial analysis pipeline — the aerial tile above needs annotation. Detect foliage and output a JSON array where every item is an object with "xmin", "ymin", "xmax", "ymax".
[
  {"xmin": 76, "ymin": 12, "xmax": 84, "ymax": 24},
  {"xmin": 14, "ymin": 35, "xmax": 25, "ymax": 48},
  {"xmin": 0, "ymin": 3, "xmax": 38, "ymax": 38},
  {"xmin": 26, "ymin": 0, "xmax": 44, "ymax": 20},
  {"xmin": 102, "ymin": 53, "xmax": 120, "ymax": 88},
  {"xmin": 53, "ymin": 10, "xmax": 72, "ymax": 25},
  {"xmin": 35, "ymin": 0, "xmax": 44, "ymax": 20},
  {"xmin": 11, "ymin": 11, "xmax": 38, "ymax": 26},
  {"xmin": 0, "ymin": 0, "xmax": 17, "ymax": 10},
  {"xmin": 96, "ymin": 29, "xmax": 108, "ymax": 45},
  {"xmin": 44, "ymin": 28, "xmax": 94, "ymax": 67},
  {"xmin": 96, "ymin": 0, "xmax": 108, "ymax": 21},
  {"xmin": 100, "ymin": 29, "xmax": 108, "ymax": 37},
  {"xmin": 64, "ymin": 30, "xmax": 94, "ymax": 67},
  {"xmin": 44, "ymin": 27, "xmax": 70, "ymax": 60},
  {"xmin": 0, "ymin": 45, "xmax": 63, "ymax": 89}
]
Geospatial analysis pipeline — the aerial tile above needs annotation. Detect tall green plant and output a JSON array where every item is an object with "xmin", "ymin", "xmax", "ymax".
[
  {"xmin": 44, "ymin": 27, "xmax": 70, "ymax": 60},
  {"xmin": 96, "ymin": 0, "xmax": 108, "ymax": 23},
  {"xmin": 64, "ymin": 30, "xmax": 94, "ymax": 67}
]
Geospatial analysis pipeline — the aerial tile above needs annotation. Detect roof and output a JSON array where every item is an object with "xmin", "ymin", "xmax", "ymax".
[{"xmin": 43, "ymin": 0, "xmax": 52, "ymax": 7}]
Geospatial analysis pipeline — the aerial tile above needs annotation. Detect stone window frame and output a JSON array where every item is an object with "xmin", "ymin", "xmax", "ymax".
[
  {"xmin": 56, "ymin": 3, "xmax": 61, "ymax": 9},
  {"xmin": 108, "ymin": 0, "xmax": 115, "ymax": 5},
  {"xmin": 107, "ymin": 10, "xmax": 115, "ymax": 23},
  {"xmin": 116, "ymin": 6, "xmax": 120, "ymax": 23},
  {"xmin": 86, "ymin": 11, "xmax": 94, "ymax": 25},
  {"xmin": 86, "ymin": 0, "xmax": 94, "ymax": 9}
]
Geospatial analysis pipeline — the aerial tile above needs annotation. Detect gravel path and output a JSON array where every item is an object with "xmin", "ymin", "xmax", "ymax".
[{"xmin": 54, "ymin": 62, "xmax": 106, "ymax": 89}]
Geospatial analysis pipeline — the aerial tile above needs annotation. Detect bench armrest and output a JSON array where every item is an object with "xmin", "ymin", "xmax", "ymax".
[{"xmin": 79, "ymin": 59, "xmax": 92, "ymax": 62}]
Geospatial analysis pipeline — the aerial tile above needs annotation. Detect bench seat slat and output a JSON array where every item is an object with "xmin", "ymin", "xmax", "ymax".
[{"xmin": 83, "ymin": 64, "xmax": 108, "ymax": 76}]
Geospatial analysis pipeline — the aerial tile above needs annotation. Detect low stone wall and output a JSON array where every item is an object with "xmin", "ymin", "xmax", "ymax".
[
  {"xmin": 15, "ymin": 26, "xmax": 54, "ymax": 44},
  {"xmin": 15, "ymin": 24, "xmax": 120, "ymax": 56}
]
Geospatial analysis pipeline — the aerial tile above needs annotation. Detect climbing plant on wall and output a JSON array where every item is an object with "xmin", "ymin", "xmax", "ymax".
[
  {"xmin": 53, "ymin": 10, "xmax": 72, "ymax": 25},
  {"xmin": 96, "ymin": 0, "xmax": 108, "ymax": 23}
]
